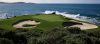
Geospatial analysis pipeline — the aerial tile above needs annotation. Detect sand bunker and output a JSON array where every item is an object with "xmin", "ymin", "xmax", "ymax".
[
  {"xmin": 13, "ymin": 20, "xmax": 40, "ymax": 28},
  {"xmin": 70, "ymin": 23, "xmax": 98, "ymax": 30},
  {"xmin": 70, "ymin": 20, "xmax": 98, "ymax": 30}
]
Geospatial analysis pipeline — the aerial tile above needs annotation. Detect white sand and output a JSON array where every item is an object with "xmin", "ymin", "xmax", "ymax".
[
  {"xmin": 13, "ymin": 19, "xmax": 98, "ymax": 30},
  {"xmin": 13, "ymin": 20, "xmax": 40, "ymax": 28},
  {"xmin": 70, "ymin": 20, "xmax": 98, "ymax": 30}
]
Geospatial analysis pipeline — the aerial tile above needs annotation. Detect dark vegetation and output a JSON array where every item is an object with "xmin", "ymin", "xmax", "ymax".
[
  {"xmin": 0, "ymin": 27, "xmax": 100, "ymax": 44},
  {"xmin": 23, "ymin": 24, "xmax": 36, "ymax": 27},
  {"xmin": 62, "ymin": 21, "xmax": 83, "ymax": 27}
]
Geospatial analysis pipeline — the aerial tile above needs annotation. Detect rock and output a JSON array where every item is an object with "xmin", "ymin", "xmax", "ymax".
[{"xmin": 51, "ymin": 12, "xmax": 56, "ymax": 14}]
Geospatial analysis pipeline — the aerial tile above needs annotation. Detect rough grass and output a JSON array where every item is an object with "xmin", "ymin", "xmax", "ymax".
[{"xmin": 0, "ymin": 14, "xmax": 69, "ymax": 31}]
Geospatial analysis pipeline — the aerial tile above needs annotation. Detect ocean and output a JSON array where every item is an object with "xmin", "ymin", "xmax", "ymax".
[{"xmin": 0, "ymin": 4, "xmax": 100, "ymax": 25}]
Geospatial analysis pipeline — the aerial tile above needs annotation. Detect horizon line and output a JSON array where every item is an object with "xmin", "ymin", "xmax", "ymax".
[{"xmin": 0, "ymin": 2, "xmax": 100, "ymax": 4}]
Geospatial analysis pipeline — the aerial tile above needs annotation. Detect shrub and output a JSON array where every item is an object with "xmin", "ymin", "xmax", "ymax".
[
  {"xmin": 28, "ymin": 37, "xmax": 37, "ymax": 44},
  {"xmin": 67, "ymin": 27, "xmax": 81, "ymax": 34},
  {"xmin": 0, "ymin": 38, "xmax": 14, "ymax": 44}
]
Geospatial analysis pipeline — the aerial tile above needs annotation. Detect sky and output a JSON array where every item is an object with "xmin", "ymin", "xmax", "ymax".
[{"xmin": 0, "ymin": 0, "xmax": 100, "ymax": 4}]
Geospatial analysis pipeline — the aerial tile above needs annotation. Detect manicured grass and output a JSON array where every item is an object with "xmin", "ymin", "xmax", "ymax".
[
  {"xmin": 0, "ymin": 14, "xmax": 99, "ymax": 31},
  {"xmin": 0, "ymin": 15, "xmax": 34, "ymax": 30},
  {"xmin": 0, "ymin": 14, "xmax": 69, "ymax": 31},
  {"xmin": 32, "ymin": 14, "xmax": 67, "ymax": 31}
]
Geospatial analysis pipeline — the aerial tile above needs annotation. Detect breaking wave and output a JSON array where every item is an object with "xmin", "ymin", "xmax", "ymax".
[
  {"xmin": 0, "ymin": 13, "xmax": 8, "ymax": 19},
  {"xmin": 43, "ymin": 10, "xmax": 100, "ymax": 25},
  {"xmin": 0, "ymin": 12, "xmax": 13, "ymax": 19},
  {"xmin": 0, "ymin": 10, "xmax": 100, "ymax": 25}
]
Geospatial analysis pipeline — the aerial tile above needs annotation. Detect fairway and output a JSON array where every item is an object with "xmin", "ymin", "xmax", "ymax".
[
  {"xmin": 32, "ymin": 14, "xmax": 67, "ymax": 31},
  {"xmin": 33, "ymin": 15, "xmax": 65, "ymax": 22}
]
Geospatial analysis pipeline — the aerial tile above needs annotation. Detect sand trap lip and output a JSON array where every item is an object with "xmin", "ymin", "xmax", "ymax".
[
  {"xmin": 13, "ymin": 19, "xmax": 98, "ymax": 30},
  {"xmin": 13, "ymin": 20, "xmax": 40, "ymax": 28},
  {"xmin": 69, "ymin": 20, "xmax": 98, "ymax": 30}
]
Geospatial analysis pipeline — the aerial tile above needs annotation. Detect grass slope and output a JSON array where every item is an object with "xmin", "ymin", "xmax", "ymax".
[{"xmin": 0, "ymin": 14, "xmax": 68, "ymax": 31}]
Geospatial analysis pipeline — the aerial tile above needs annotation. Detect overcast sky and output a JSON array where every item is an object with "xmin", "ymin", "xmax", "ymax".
[{"xmin": 0, "ymin": 0, "xmax": 100, "ymax": 4}]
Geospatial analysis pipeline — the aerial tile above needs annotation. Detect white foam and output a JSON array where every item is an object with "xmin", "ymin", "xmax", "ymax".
[
  {"xmin": 0, "ymin": 13, "xmax": 8, "ymax": 19},
  {"xmin": 43, "ymin": 10, "xmax": 100, "ymax": 24}
]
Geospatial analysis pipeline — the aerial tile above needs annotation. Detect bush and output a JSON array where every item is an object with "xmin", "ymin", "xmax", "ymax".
[
  {"xmin": 1, "ymin": 27, "xmax": 100, "ymax": 44},
  {"xmin": 28, "ymin": 37, "xmax": 37, "ymax": 44},
  {"xmin": 0, "ymin": 38, "xmax": 14, "ymax": 44},
  {"xmin": 67, "ymin": 27, "xmax": 81, "ymax": 34}
]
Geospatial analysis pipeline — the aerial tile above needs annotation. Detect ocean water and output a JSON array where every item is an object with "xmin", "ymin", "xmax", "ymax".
[{"xmin": 0, "ymin": 4, "xmax": 100, "ymax": 24}]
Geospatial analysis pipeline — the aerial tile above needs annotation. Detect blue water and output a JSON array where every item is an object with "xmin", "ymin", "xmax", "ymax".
[{"xmin": 0, "ymin": 4, "xmax": 100, "ymax": 24}]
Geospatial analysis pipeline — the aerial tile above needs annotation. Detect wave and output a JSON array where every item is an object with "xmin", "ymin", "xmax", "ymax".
[
  {"xmin": 0, "ymin": 13, "xmax": 8, "ymax": 19},
  {"xmin": 43, "ymin": 10, "xmax": 100, "ymax": 25},
  {"xmin": 0, "ymin": 10, "xmax": 100, "ymax": 25},
  {"xmin": 0, "ymin": 11, "xmax": 14, "ymax": 19}
]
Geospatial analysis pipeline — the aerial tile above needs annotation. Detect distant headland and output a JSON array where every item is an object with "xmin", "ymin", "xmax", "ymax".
[
  {"xmin": 0, "ymin": 2, "xmax": 7, "ymax": 4},
  {"xmin": 0, "ymin": 2, "xmax": 35, "ymax": 4}
]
